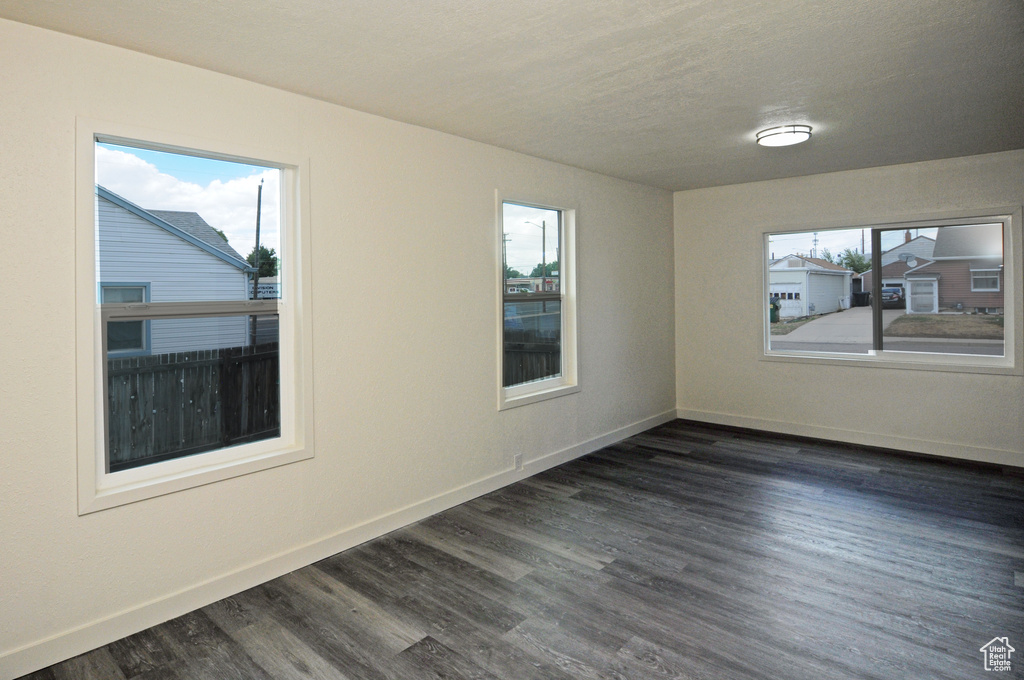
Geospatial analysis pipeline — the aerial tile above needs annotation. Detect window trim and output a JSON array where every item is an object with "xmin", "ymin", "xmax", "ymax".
[
  {"xmin": 762, "ymin": 209, "xmax": 1021, "ymax": 376},
  {"xmin": 76, "ymin": 119, "xmax": 314, "ymax": 514},
  {"xmin": 496, "ymin": 192, "xmax": 579, "ymax": 410}
]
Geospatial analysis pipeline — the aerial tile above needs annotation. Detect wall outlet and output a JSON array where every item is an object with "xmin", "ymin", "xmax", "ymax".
[{"xmin": 513, "ymin": 454, "xmax": 523, "ymax": 471}]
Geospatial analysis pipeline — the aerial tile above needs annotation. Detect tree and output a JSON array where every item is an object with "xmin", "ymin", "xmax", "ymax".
[
  {"xmin": 213, "ymin": 228, "xmax": 229, "ymax": 243},
  {"xmin": 246, "ymin": 245, "xmax": 278, "ymax": 278},
  {"xmin": 529, "ymin": 260, "xmax": 559, "ymax": 278},
  {"xmin": 820, "ymin": 248, "xmax": 835, "ymax": 264},
  {"xmin": 504, "ymin": 264, "xmax": 524, "ymax": 279},
  {"xmin": 836, "ymin": 248, "xmax": 870, "ymax": 274}
]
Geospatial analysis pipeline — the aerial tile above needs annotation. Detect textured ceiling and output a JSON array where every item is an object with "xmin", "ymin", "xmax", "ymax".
[{"xmin": 2, "ymin": 0, "xmax": 1023, "ymax": 190}]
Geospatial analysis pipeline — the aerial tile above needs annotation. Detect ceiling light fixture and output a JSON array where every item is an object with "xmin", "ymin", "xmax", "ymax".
[{"xmin": 756, "ymin": 124, "xmax": 812, "ymax": 147}]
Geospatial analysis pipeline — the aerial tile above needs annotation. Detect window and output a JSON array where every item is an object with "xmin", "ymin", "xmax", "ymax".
[
  {"xmin": 765, "ymin": 214, "xmax": 1017, "ymax": 373},
  {"xmin": 971, "ymin": 269, "xmax": 1000, "ymax": 292},
  {"xmin": 498, "ymin": 198, "xmax": 577, "ymax": 408},
  {"xmin": 101, "ymin": 284, "xmax": 148, "ymax": 353},
  {"xmin": 76, "ymin": 123, "xmax": 313, "ymax": 513}
]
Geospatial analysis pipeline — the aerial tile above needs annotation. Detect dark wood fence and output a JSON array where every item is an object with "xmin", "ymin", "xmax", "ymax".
[
  {"xmin": 504, "ymin": 331, "xmax": 560, "ymax": 387},
  {"xmin": 107, "ymin": 343, "xmax": 280, "ymax": 471}
]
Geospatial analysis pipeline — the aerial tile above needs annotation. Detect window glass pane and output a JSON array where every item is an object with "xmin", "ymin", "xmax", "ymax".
[
  {"xmin": 769, "ymin": 222, "xmax": 1006, "ymax": 359},
  {"xmin": 102, "ymin": 287, "xmax": 147, "ymax": 352},
  {"xmin": 102, "ymin": 286, "xmax": 144, "ymax": 303},
  {"xmin": 502, "ymin": 203, "xmax": 560, "ymax": 294},
  {"xmin": 108, "ymin": 321, "xmax": 144, "ymax": 352},
  {"xmin": 105, "ymin": 314, "xmax": 280, "ymax": 472},
  {"xmin": 767, "ymin": 228, "xmax": 868, "ymax": 353},
  {"xmin": 502, "ymin": 201, "xmax": 563, "ymax": 389},
  {"xmin": 95, "ymin": 142, "xmax": 281, "ymax": 304},
  {"xmin": 882, "ymin": 223, "xmax": 1003, "ymax": 356},
  {"xmin": 503, "ymin": 301, "xmax": 561, "ymax": 387}
]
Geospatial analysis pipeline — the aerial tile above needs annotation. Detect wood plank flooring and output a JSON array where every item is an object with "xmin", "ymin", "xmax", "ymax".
[{"xmin": 20, "ymin": 420, "xmax": 1024, "ymax": 679}]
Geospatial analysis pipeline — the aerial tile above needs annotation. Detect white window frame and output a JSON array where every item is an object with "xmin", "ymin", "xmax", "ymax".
[
  {"xmin": 76, "ymin": 119, "xmax": 314, "ymax": 514},
  {"xmin": 496, "ymin": 192, "xmax": 579, "ymax": 409},
  {"xmin": 970, "ymin": 268, "xmax": 1001, "ymax": 292},
  {"xmin": 763, "ymin": 209, "xmax": 1021, "ymax": 376}
]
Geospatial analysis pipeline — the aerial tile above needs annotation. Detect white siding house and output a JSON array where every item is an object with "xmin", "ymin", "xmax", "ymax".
[
  {"xmin": 769, "ymin": 255, "xmax": 853, "ymax": 318},
  {"xmin": 97, "ymin": 186, "xmax": 255, "ymax": 355},
  {"xmin": 880, "ymin": 234, "xmax": 936, "ymax": 267}
]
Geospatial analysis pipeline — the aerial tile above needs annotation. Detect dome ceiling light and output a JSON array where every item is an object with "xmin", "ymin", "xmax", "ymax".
[{"xmin": 756, "ymin": 124, "xmax": 812, "ymax": 147}]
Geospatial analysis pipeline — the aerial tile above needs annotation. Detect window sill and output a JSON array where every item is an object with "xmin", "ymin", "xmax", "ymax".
[
  {"xmin": 762, "ymin": 347, "xmax": 1020, "ymax": 376},
  {"xmin": 80, "ymin": 440, "xmax": 312, "ymax": 514},
  {"xmin": 499, "ymin": 380, "xmax": 580, "ymax": 410}
]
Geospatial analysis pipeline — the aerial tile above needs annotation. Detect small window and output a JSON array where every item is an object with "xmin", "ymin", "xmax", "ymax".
[
  {"xmin": 101, "ymin": 285, "xmax": 148, "ymax": 353},
  {"xmin": 971, "ymin": 269, "xmax": 1001, "ymax": 292},
  {"xmin": 498, "ymin": 198, "xmax": 577, "ymax": 408}
]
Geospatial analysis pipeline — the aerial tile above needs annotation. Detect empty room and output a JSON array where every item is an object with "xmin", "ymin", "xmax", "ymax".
[{"xmin": 1, "ymin": 1, "xmax": 1022, "ymax": 678}]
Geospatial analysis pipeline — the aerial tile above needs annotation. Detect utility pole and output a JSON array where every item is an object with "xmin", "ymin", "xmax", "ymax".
[
  {"xmin": 502, "ymin": 233, "xmax": 511, "ymax": 281},
  {"xmin": 541, "ymin": 220, "xmax": 546, "ymax": 290},
  {"xmin": 526, "ymin": 219, "xmax": 546, "ymax": 290},
  {"xmin": 250, "ymin": 179, "xmax": 264, "ymax": 346}
]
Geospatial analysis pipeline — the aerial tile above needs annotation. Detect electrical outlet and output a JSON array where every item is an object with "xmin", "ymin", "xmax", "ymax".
[{"xmin": 513, "ymin": 454, "xmax": 523, "ymax": 470}]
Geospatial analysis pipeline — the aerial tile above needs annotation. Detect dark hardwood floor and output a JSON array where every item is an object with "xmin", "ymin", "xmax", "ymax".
[{"xmin": 21, "ymin": 420, "xmax": 1024, "ymax": 679}]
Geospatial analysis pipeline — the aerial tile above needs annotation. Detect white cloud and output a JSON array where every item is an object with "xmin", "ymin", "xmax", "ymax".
[
  {"xmin": 502, "ymin": 202, "xmax": 560, "ymax": 275},
  {"xmin": 95, "ymin": 146, "xmax": 280, "ymax": 259}
]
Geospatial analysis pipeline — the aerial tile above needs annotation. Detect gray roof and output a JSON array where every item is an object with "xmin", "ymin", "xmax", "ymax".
[
  {"xmin": 931, "ymin": 223, "xmax": 1002, "ymax": 259},
  {"xmin": 148, "ymin": 210, "xmax": 246, "ymax": 261}
]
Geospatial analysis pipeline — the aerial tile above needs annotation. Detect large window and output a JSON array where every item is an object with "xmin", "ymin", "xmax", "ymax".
[
  {"xmin": 498, "ymin": 199, "xmax": 577, "ymax": 407},
  {"xmin": 765, "ymin": 214, "xmax": 1017, "ymax": 372},
  {"xmin": 76, "ymin": 124, "xmax": 312, "ymax": 513}
]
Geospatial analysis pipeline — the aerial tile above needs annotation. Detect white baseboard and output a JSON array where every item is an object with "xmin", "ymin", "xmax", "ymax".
[
  {"xmin": 0, "ymin": 408, "xmax": 677, "ymax": 680},
  {"xmin": 676, "ymin": 408, "xmax": 1024, "ymax": 468}
]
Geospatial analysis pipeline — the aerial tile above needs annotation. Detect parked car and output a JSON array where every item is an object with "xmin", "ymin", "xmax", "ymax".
[{"xmin": 879, "ymin": 287, "xmax": 905, "ymax": 309}]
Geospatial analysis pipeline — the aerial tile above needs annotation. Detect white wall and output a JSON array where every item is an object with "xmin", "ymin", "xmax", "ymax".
[
  {"xmin": 0, "ymin": 19, "xmax": 676, "ymax": 677},
  {"xmin": 675, "ymin": 149, "xmax": 1024, "ymax": 467}
]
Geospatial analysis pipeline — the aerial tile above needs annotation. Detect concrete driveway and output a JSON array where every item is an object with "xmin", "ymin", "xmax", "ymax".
[
  {"xmin": 778, "ymin": 306, "xmax": 902, "ymax": 343},
  {"xmin": 771, "ymin": 306, "xmax": 1004, "ymax": 355}
]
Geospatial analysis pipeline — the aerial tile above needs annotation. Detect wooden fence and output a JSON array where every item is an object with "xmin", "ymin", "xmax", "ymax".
[
  {"xmin": 504, "ymin": 331, "xmax": 560, "ymax": 387},
  {"xmin": 106, "ymin": 343, "xmax": 280, "ymax": 471}
]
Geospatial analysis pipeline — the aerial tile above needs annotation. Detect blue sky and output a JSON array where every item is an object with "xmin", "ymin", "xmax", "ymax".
[
  {"xmin": 96, "ymin": 142, "xmax": 280, "ymax": 261},
  {"xmin": 100, "ymin": 144, "xmax": 268, "ymax": 187}
]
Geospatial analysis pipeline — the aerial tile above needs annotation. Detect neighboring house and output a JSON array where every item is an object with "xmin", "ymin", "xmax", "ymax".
[
  {"xmin": 903, "ymin": 223, "xmax": 1003, "ymax": 314},
  {"xmin": 860, "ymin": 257, "xmax": 934, "ymax": 292},
  {"xmin": 97, "ymin": 185, "xmax": 256, "ymax": 355},
  {"xmin": 880, "ymin": 233, "xmax": 936, "ymax": 267},
  {"xmin": 769, "ymin": 255, "xmax": 853, "ymax": 318},
  {"xmin": 861, "ymin": 233, "xmax": 937, "ymax": 291}
]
